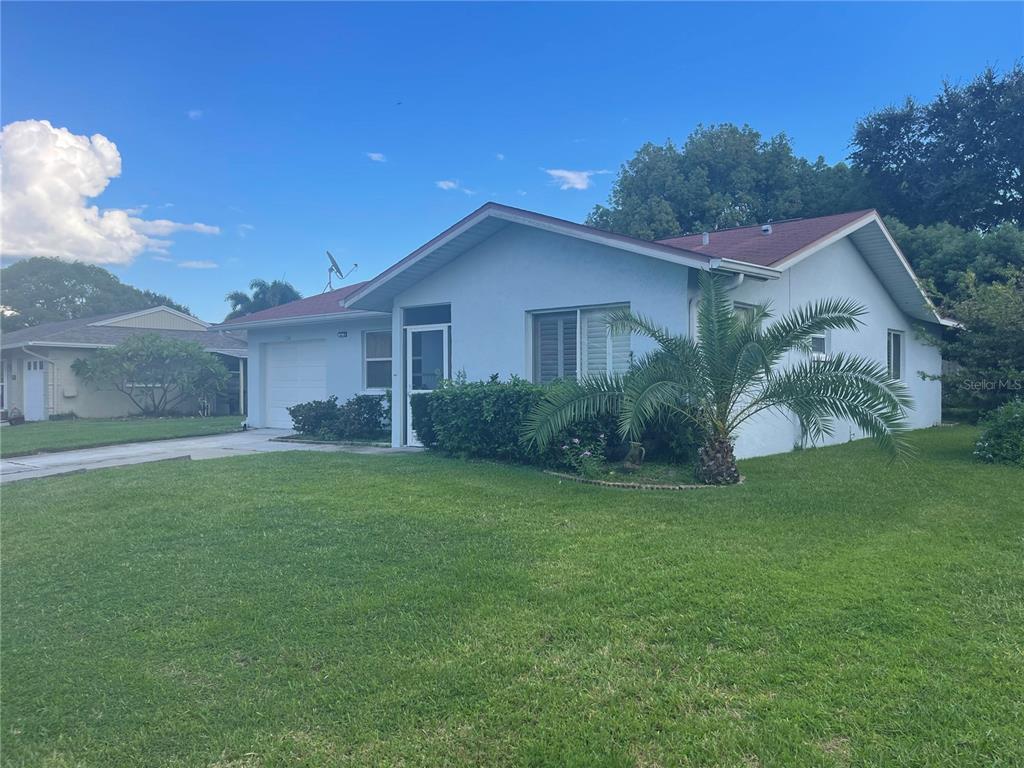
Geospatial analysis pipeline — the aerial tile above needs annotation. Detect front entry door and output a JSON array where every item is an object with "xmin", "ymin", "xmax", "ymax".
[
  {"xmin": 406, "ymin": 325, "xmax": 449, "ymax": 446},
  {"xmin": 23, "ymin": 360, "xmax": 46, "ymax": 421}
]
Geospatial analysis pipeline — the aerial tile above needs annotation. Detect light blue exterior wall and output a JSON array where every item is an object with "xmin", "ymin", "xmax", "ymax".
[
  {"xmin": 389, "ymin": 224, "xmax": 693, "ymax": 446},
  {"xmin": 729, "ymin": 236, "xmax": 942, "ymax": 457},
  {"xmin": 245, "ymin": 315, "xmax": 391, "ymax": 427}
]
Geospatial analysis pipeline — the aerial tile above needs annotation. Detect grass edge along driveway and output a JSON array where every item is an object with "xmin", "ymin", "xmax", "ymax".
[
  {"xmin": 0, "ymin": 414, "xmax": 242, "ymax": 458},
  {"xmin": 2, "ymin": 426, "xmax": 1022, "ymax": 766}
]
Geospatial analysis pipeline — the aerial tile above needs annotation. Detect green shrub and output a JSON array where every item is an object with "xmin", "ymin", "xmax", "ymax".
[
  {"xmin": 426, "ymin": 376, "xmax": 542, "ymax": 462},
  {"xmin": 974, "ymin": 400, "xmax": 1024, "ymax": 467},
  {"xmin": 287, "ymin": 394, "xmax": 389, "ymax": 441},
  {"xmin": 409, "ymin": 392, "xmax": 436, "ymax": 448}
]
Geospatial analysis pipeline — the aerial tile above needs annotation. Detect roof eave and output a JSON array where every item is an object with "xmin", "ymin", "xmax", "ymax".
[{"xmin": 213, "ymin": 309, "xmax": 389, "ymax": 331}]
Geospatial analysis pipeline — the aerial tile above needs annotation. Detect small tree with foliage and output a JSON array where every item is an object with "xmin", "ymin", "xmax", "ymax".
[
  {"xmin": 225, "ymin": 279, "xmax": 302, "ymax": 321},
  {"xmin": 941, "ymin": 269, "xmax": 1024, "ymax": 414},
  {"xmin": 523, "ymin": 273, "xmax": 912, "ymax": 485},
  {"xmin": 72, "ymin": 334, "xmax": 230, "ymax": 416}
]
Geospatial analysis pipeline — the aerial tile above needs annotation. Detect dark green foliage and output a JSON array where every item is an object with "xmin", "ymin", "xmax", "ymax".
[
  {"xmin": 587, "ymin": 124, "xmax": 871, "ymax": 239},
  {"xmin": 409, "ymin": 392, "xmax": 437, "ymax": 448},
  {"xmin": 852, "ymin": 65, "xmax": 1023, "ymax": 230},
  {"xmin": 287, "ymin": 396, "xmax": 343, "ymax": 436},
  {"xmin": 412, "ymin": 378, "xmax": 634, "ymax": 470},
  {"xmin": 71, "ymin": 334, "xmax": 230, "ymax": 417},
  {"xmin": 940, "ymin": 270, "xmax": 1024, "ymax": 412},
  {"xmin": 420, "ymin": 377, "xmax": 544, "ymax": 463},
  {"xmin": 974, "ymin": 401, "xmax": 1024, "ymax": 467},
  {"xmin": 224, "ymin": 279, "xmax": 302, "ymax": 321},
  {"xmin": 885, "ymin": 218, "xmax": 1024, "ymax": 304},
  {"xmin": 0, "ymin": 257, "xmax": 191, "ymax": 332},
  {"xmin": 287, "ymin": 394, "xmax": 389, "ymax": 440}
]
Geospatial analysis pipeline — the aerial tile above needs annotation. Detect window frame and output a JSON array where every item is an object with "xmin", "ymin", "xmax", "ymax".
[
  {"xmin": 887, "ymin": 329, "xmax": 905, "ymax": 380},
  {"xmin": 530, "ymin": 303, "xmax": 630, "ymax": 385},
  {"xmin": 363, "ymin": 329, "xmax": 393, "ymax": 392},
  {"xmin": 810, "ymin": 332, "xmax": 830, "ymax": 363}
]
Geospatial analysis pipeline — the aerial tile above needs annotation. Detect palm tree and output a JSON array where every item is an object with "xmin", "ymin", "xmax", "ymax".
[
  {"xmin": 224, "ymin": 279, "xmax": 302, "ymax": 321},
  {"xmin": 522, "ymin": 272, "xmax": 913, "ymax": 484}
]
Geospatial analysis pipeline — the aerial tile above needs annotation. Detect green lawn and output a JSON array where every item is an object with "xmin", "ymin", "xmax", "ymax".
[
  {"xmin": 2, "ymin": 427, "xmax": 1021, "ymax": 767},
  {"xmin": 0, "ymin": 415, "xmax": 242, "ymax": 457}
]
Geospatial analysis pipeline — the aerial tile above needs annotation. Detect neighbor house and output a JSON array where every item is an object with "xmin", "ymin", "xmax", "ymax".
[
  {"xmin": 1, "ymin": 306, "xmax": 247, "ymax": 421},
  {"xmin": 219, "ymin": 204, "xmax": 947, "ymax": 458}
]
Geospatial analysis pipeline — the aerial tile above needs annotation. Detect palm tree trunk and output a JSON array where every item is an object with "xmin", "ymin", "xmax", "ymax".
[{"xmin": 697, "ymin": 433, "xmax": 741, "ymax": 485}]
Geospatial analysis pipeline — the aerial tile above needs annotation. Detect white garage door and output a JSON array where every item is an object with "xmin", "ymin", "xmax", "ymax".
[{"xmin": 264, "ymin": 340, "xmax": 327, "ymax": 429}]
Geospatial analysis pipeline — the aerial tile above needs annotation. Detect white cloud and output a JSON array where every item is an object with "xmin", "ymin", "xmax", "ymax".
[
  {"xmin": 366, "ymin": 152, "xmax": 387, "ymax": 162},
  {"xmin": 187, "ymin": 109, "xmax": 203, "ymax": 120},
  {"xmin": 0, "ymin": 119, "xmax": 219, "ymax": 265},
  {"xmin": 543, "ymin": 168, "xmax": 610, "ymax": 191},
  {"xmin": 435, "ymin": 179, "xmax": 475, "ymax": 195},
  {"xmin": 178, "ymin": 259, "xmax": 218, "ymax": 269},
  {"xmin": 496, "ymin": 153, "xmax": 505, "ymax": 161},
  {"xmin": 238, "ymin": 223, "xmax": 255, "ymax": 238},
  {"xmin": 151, "ymin": 255, "xmax": 174, "ymax": 263}
]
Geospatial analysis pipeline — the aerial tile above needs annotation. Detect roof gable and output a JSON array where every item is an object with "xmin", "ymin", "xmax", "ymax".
[{"xmin": 90, "ymin": 306, "xmax": 209, "ymax": 331}]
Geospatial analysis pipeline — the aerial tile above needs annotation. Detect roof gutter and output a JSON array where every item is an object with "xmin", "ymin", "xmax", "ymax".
[
  {"xmin": 214, "ymin": 309, "xmax": 388, "ymax": 331},
  {"xmin": 715, "ymin": 258, "xmax": 782, "ymax": 280}
]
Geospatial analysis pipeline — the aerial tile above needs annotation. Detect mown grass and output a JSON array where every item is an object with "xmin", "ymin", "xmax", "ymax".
[
  {"xmin": 1, "ymin": 426, "xmax": 1021, "ymax": 767},
  {"xmin": 0, "ymin": 415, "xmax": 241, "ymax": 458}
]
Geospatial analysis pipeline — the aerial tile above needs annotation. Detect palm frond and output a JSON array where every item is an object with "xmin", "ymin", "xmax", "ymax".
[
  {"xmin": 759, "ymin": 298, "xmax": 868, "ymax": 363},
  {"xmin": 739, "ymin": 353, "xmax": 913, "ymax": 456},
  {"xmin": 520, "ymin": 374, "xmax": 624, "ymax": 450}
]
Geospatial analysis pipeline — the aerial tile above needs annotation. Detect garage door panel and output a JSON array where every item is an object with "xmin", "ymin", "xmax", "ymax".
[{"xmin": 264, "ymin": 340, "xmax": 327, "ymax": 428}]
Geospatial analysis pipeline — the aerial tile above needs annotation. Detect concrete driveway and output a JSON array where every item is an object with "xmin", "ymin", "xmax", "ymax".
[{"xmin": 0, "ymin": 429, "xmax": 407, "ymax": 484}]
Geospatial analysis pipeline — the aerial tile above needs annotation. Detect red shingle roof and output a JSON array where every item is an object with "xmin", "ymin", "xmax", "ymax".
[
  {"xmin": 219, "ymin": 281, "xmax": 370, "ymax": 326},
  {"xmin": 657, "ymin": 210, "xmax": 875, "ymax": 267}
]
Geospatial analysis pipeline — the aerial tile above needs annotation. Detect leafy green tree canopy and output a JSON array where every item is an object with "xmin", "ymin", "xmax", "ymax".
[
  {"xmin": 587, "ymin": 124, "xmax": 870, "ymax": 240},
  {"xmin": 1, "ymin": 257, "xmax": 191, "ymax": 332},
  {"xmin": 940, "ymin": 269, "xmax": 1024, "ymax": 412},
  {"xmin": 72, "ymin": 334, "xmax": 230, "ymax": 417},
  {"xmin": 225, "ymin": 279, "xmax": 302, "ymax": 321},
  {"xmin": 852, "ymin": 65, "xmax": 1024, "ymax": 230}
]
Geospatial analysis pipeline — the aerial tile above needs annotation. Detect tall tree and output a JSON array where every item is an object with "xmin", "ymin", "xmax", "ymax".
[
  {"xmin": 0, "ymin": 257, "xmax": 191, "ymax": 332},
  {"xmin": 587, "ymin": 124, "xmax": 870, "ymax": 240},
  {"xmin": 224, "ymin": 279, "xmax": 302, "ymax": 321},
  {"xmin": 852, "ymin": 65, "xmax": 1024, "ymax": 229}
]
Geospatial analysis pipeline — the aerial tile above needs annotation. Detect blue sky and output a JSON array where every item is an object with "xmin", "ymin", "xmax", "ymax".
[{"xmin": 2, "ymin": 2, "xmax": 1021, "ymax": 321}]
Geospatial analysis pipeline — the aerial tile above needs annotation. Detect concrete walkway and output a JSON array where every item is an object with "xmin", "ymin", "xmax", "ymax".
[{"xmin": 0, "ymin": 429, "xmax": 410, "ymax": 484}]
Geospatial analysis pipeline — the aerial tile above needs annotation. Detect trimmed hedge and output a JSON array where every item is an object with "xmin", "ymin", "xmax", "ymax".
[
  {"xmin": 411, "ymin": 376, "xmax": 700, "ymax": 469},
  {"xmin": 974, "ymin": 400, "xmax": 1024, "ymax": 467},
  {"xmin": 287, "ymin": 393, "xmax": 390, "ymax": 441}
]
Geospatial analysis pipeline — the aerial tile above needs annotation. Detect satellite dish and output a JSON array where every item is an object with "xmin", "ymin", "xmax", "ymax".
[{"xmin": 324, "ymin": 250, "xmax": 357, "ymax": 292}]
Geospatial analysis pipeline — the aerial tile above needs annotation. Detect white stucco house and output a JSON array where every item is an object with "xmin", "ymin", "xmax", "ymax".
[{"xmin": 219, "ymin": 204, "xmax": 947, "ymax": 458}]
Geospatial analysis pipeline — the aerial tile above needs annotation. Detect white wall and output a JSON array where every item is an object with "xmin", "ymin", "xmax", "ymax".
[
  {"xmin": 389, "ymin": 224, "xmax": 692, "ymax": 445},
  {"xmin": 729, "ymin": 237, "xmax": 942, "ymax": 457},
  {"xmin": 245, "ymin": 316, "xmax": 391, "ymax": 428}
]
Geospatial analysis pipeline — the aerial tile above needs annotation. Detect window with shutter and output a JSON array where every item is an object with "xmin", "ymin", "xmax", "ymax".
[
  {"xmin": 532, "ymin": 304, "xmax": 629, "ymax": 384},
  {"xmin": 534, "ymin": 312, "xmax": 576, "ymax": 384}
]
